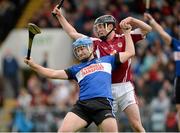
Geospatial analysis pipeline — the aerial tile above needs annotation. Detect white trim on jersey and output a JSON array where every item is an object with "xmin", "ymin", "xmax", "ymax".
[
  {"xmin": 123, "ymin": 59, "xmax": 131, "ymax": 82},
  {"xmin": 91, "ymin": 37, "xmax": 102, "ymax": 42},
  {"xmin": 131, "ymin": 28, "xmax": 145, "ymax": 38},
  {"xmin": 121, "ymin": 28, "xmax": 145, "ymax": 38},
  {"xmin": 95, "ymin": 45, "xmax": 101, "ymax": 58},
  {"xmin": 131, "ymin": 28, "xmax": 142, "ymax": 34},
  {"xmin": 76, "ymin": 63, "xmax": 112, "ymax": 83},
  {"xmin": 174, "ymin": 51, "xmax": 180, "ymax": 61}
]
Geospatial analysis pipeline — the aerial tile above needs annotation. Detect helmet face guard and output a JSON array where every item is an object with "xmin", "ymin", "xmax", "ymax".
[
  {"xmin": 93, "ymin": 15, "xmax": 116, "ymax": 40},
  {"xmin": 72, "ymin": 37, "xmax": 93, "ymax": 62}
]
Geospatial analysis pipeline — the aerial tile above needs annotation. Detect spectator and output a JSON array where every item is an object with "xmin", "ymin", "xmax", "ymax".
[
  {"xmin": 150, "ymin": 89, "xmax": 170, "ymax": 131},
  {"xmin": 0, "ymin": 75, "xmax": 4, "ymax": 108},
  {"xmin": 17, "ymin": 88, "xmax": 32, "ymax": 109},
  {"xmin": 144, "ymin": 12, "xmax": 180, "ymax": 131},
  {"xmin": 2, "ymin": 49, "xmax": 20, "ymax": 98}
]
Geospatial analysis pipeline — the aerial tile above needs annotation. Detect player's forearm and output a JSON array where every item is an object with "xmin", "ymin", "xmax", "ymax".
[
  {"xmin": 131, "ymin": 17, "xmax": 152, "ymax": 35},
  {"xmin": 119, "ymin": 32, "xmax": 135, "ymax": 63},
  {"xmin": 28, "ymin": 63, "xmax": 54, "ymax": 78},
  {"xmin": 28, "ymin": 63, "xmax": 62, "ymax": 79},
  {"xmin": 149, "ymin": 20, "xmax": 172, "ymax": 45},
  {"xmin": 57, "ymin": 15, "xmax": 84, "ymax": 39},
  {"xmin": 124, "ymin": 32, "xmax": 135, "ymax": 57}
]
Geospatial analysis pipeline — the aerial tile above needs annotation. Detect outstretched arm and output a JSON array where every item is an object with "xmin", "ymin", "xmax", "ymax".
[
  {"xmin": 120, "ymin": 16, "xmax": 152, "ymax": 37},
  {"xmin": 52, "ymin": 5, "xmax": 85, "ymax": 39},
  {"xmin": 24, "ymin": 57, "xmax": 68, "ymax": 80},
  {"xmin": 118, "ymin": 23, "xmax": 135, "ymax": 63},
  {"xmin": 144, "ymin": 13, "xmax": 172, "ymax": 45}
]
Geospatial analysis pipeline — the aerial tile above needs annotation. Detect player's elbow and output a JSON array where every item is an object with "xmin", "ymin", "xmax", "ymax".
[
  {"xmin": 69, "ymin": 32, "xmax": 77, "ymax": 39},
  {"xmin": 142, "ymin": 27, "xmax": 152, "ymax": 36},
  {"xmin": 69, "ymin": 32, "xmax": 82, "ymax": 40},
  {"xmin": 128, "ymin": 51, "xmax": 135, "ymax": 58},
  {"xmin": 147, "ymin": 26, "xmax": 152, "ymax": 33},
  {"xmin": 147, "ymin": 25, "xmax": 152, "ymax": 32},
  {"xmin": 132, "ymin": 51, "xmax": 135, "ymax": 56}
]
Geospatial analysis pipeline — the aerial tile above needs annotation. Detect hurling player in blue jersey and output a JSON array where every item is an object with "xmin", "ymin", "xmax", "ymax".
[
  {"xmin": 24, "ymin": 23, "xmax": 135, "ymax": 132},
  {"xmin": 144, "ymin": 13, "xmax": 180, "ymax": 131}
]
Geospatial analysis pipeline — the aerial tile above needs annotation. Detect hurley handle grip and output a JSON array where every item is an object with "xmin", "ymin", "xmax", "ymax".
[
  {"xmin": 27, "ymin": 32, "xmax": 34, "ymax": 60},
  {"xmin": 145, "ymin": 0, "xmax": 150, "ymax": 13},
  {"xmin": 27, "ymin": 49, "xmax": 31, "ymax": 60},
  {"xmin": 52, "ymin": 0, "xmax": 65, "ymax": 17}
]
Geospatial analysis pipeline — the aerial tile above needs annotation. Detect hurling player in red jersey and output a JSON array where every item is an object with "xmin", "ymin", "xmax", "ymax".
[{"xmin": 53, "ymin": 5, "xmax": 152, "ymax": 132}]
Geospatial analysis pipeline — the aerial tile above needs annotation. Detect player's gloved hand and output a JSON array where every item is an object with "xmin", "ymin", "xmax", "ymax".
[
  {"xmin": 120, "ymin": 17, "xmax": 133, "ymax": 25},
  {"xmin": 24, "ymin": 57, "xmax": 34, "ymax": 67},
  {"xmin": 52, "ymin": 5, "xmax": 62, "ymax": 17},
  {"xmin": 119, "ymin": 22, "xmax": 132, "ymax": 34},
  {"xmin": 144, "ymin": 13, "xmax": 155, "ymax": 24}
]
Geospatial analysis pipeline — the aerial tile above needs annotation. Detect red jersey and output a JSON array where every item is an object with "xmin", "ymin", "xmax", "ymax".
[{"xmin": 92, "ymin": 30, "xmax": 143, "ymax": 83}]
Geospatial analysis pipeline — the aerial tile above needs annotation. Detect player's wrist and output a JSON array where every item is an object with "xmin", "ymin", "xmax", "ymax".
[
  {"xmin": 149, "ymin": 19, "xmax": 155, "ymax": 25},
  {"xmin": 123, "ymin": 30, "xmax": 131, "ymax": 35}
]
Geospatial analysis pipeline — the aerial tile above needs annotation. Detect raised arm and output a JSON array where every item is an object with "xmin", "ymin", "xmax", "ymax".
[
  {"xmin": 24, "ymin": 57, "xmax": 68, "ymax": 80},
  {"xmin": 118, "ymin": 23, "xmax": 135, "ymax": 63},
  {"xmin": 52, "ymin": 5, "xmax": 85, "ymax": 40},
  {"xmin": 120, "ymin": 16, "xmax": 152, "ymax": 37},
  {"xmin": 144, "ymin": 13, "xmax": 172, "ymax": 45}
]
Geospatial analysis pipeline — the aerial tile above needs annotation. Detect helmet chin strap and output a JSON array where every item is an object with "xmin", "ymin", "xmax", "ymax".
[{"xmin": 100, "ymin": 23, "xmax": 115, "ymax": 41}]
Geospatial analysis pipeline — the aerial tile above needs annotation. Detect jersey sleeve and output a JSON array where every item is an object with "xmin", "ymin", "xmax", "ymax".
[
  {"xmin": 64, "ymin": 66, "xmax": 76, "ymax": 80},
  {"xmin": 114, "ymin": 53, "xmax": 121, "ymax": 65},
  {"xmin": 108, "ymin": 54, "xmax": 121, "ymax": 70},
  {"xmin": 171, "ymin": 37, "xmax": 180, "ymax": 51},
  {"xmin": 131, "ymin": 29, "xmax": 144, "ymax": 44},
  {"xmin": 92, "ymin": 38, "xmax": 101, "ymax": 58}
]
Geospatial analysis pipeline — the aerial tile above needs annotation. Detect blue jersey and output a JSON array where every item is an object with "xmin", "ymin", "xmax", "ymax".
[
  {"xmin": 65, "ymin": 55, "xmax": 120, "ymax": 100},
  {"xmin": 172, "ymin": 38, "xmax": 180, "ymax": 76}
]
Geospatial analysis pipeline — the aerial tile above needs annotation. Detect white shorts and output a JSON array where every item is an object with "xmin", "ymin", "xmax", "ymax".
[{"xmin": 112, "ymin": 81, "xmax": 137, "ymax": 112}]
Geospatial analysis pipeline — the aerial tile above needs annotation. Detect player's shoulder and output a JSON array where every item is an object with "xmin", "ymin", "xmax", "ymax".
[
  {"xmin": 90, "ymin": 37, "xmax": 102, "ymax": 42},
  {"xmin": 69, "ymin": 62, "xmax": 83, "ymax": 70},
  {"xmin": 100, "ymin": 55, "xmax": 114, "ymax": 61}
]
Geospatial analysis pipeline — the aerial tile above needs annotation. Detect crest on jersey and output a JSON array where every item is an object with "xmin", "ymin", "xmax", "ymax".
[{"xmin": 117, "ymin": 42, "xmax": 123, "ymax": 48}]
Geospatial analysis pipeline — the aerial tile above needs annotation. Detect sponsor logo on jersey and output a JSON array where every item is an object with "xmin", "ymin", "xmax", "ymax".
[
  {"xmin": 81, "ymin": 64, "xmax": 104, "ymax": 76},
  {"xmin": 76, "ymin": 63, "xmax": 112, "ymax": 83}
]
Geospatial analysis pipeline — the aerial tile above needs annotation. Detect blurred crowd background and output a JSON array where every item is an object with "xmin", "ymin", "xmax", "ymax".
[{"xmin": 0, "ymin": 0, "xmax": 180, "ymax": 132}]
